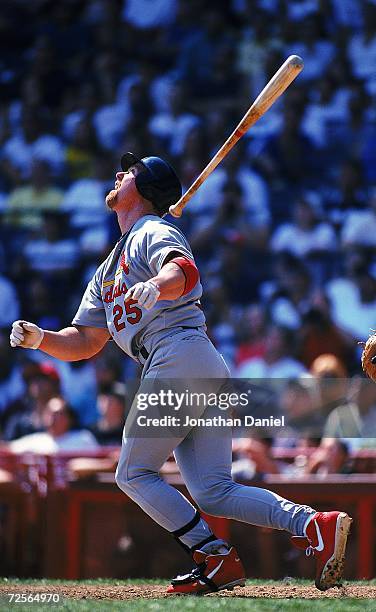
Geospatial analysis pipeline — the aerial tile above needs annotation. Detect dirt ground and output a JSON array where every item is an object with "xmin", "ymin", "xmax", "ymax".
[{"xmin": 0, "ymin": 583, "xmax": 375, "ymax": 600}]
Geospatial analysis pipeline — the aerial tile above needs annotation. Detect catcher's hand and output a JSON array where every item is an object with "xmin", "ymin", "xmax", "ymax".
[
  {"xmin": 10, "ymin": 320, "xmax": 44, "ymax": 350},
  {"xmin": 361, "ymin": 332, "xmax": 376, "ymax": 382}
]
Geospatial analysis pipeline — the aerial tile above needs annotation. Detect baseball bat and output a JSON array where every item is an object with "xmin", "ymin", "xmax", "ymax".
[{"xmin": 169, "ymin": 54, "xmax": 304, "ymax": 218}]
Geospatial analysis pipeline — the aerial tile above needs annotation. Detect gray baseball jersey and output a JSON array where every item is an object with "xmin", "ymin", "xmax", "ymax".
[{"xmin": 72, "ymin": 215, "xmax": 205, "ymax": 359}]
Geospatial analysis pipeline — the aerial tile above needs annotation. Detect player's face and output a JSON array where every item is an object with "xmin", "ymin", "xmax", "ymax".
[{"xmin": 105, "ymin": 164, "xmax": 142, "ymax": 211}]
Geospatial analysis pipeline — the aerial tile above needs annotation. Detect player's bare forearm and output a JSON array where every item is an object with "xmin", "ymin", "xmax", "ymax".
[
  {"xmin": 39, "ymin": 326, "xmax": 110, "ymax": 361},
  {"xmin": 152, "ymin": 262, "xmax": 186, "ymax": 301}
]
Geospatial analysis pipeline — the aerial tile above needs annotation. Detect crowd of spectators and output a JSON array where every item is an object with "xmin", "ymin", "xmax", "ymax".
[{"xmin": 0, "ymin": 0, "xmax": 375, "ymax": 461}]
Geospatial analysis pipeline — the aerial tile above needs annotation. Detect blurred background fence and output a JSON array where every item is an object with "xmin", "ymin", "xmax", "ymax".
[{"xmin": 0, "ymin": 448, "xmax": 375, "ymax": 580}]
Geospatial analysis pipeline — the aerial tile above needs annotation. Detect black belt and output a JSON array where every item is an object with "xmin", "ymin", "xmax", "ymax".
[
  {"xmin": 139, "ymin": 345, "xmax": 149, "ymax": 360},
  {"xmin": 136, "ymin": 326, "xmax": 201, "ymax": 361}
]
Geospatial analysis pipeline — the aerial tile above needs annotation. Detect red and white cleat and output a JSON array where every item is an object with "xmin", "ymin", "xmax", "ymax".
[
  {"xmin": 291, "ymin": 511, "xmax": 353, "ymax": 591},
  {"xmin": 167, "ymin": 546, "xmax": 246, "ymax": 595}
]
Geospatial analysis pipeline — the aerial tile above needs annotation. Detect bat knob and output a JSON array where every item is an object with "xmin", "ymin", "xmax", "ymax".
[{"xmin": 169, "ymin": 204, "xmax": 182, "ymax": 218}]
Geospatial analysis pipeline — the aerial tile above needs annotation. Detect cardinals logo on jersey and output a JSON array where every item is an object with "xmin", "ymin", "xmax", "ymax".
[{"xmin": 117, "ymin": 253, "xmax": 129, "ymax": 275}]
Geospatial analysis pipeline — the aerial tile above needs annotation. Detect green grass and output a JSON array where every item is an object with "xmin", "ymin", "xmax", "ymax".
[
  {"xmin": 0, "ymin": 579, "xmax": 374, "ymax": 611},
  {"xmin": 117, "ymin": 602, "xmax": 376, "ymax": 612},
  {"xmin": 0, "ymin": 598, "xmax": 374, "ymax": 611}
]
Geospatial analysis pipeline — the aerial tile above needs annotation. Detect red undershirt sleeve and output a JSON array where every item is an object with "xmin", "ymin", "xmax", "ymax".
[{"xmin": 169, "ymin": 256, "xmax": 200, "ymax": 295}]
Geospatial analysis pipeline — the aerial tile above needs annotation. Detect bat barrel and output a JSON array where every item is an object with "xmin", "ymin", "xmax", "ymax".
[
  {"xmin": 288, "ymin": 54, "xmax": 304, "ymax": 69},
  {"xmin": 249, "ymin": 54, "xmax": 304, "ymax": 120},
  {"xmin": 169, "ymin": 55, "xmax": 304, "ymax": 218}
]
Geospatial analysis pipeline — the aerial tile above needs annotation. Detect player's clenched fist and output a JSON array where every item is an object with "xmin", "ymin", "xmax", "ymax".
[
  {"xmin": 125, "ymin": 280, "xmax": 160, "ymax": 310},
  {"xmin": 10, "ymin": 320, "xmax": 44, "ymax": 349}
]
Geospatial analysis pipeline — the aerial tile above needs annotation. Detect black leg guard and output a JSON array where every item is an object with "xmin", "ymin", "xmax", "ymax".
[{"xmin": 172, "ymin": 510, "xmax": 216, "ymax": 556}]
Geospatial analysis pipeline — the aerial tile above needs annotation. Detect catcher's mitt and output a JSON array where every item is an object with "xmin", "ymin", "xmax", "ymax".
[{"xmin": 361, "ymin": 332, "xmax": 376, "ymax": 382}]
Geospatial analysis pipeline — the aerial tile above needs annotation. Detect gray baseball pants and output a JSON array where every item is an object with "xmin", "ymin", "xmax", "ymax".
[{"xmin": 115, "ymin": 328, "xmax": 315, "ymax": 549}]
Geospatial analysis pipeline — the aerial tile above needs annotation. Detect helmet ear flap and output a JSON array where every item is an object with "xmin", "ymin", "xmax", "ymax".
[{"xmin": 135, "ymin": 175, "xmax": 154, "ymax": 204}]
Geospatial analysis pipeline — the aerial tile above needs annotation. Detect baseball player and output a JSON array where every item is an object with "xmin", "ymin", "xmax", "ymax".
[{"xmin": 10, "ymin": 152, "xmax": 352, "ymax": 594}]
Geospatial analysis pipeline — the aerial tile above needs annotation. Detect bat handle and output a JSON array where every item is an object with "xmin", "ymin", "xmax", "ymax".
[{"xmin": 169, "ymin": 192, "xmax": 189, "ymax": 218}]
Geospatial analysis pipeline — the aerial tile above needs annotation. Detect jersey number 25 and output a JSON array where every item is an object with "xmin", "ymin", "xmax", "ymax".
[{"xmin": 113, "ymin": 299, "xmax": 142, "ymax": 331}]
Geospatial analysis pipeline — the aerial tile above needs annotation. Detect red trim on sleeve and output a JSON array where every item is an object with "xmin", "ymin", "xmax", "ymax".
[{"xmin": 170, "ymin": 256, "xmax": 199, "ymax": 295}]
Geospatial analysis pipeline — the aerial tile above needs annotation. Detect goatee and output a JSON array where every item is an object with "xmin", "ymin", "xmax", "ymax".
[{"xmin": 106, "ymin": 189, "xmax": 118, "ymax": 210}]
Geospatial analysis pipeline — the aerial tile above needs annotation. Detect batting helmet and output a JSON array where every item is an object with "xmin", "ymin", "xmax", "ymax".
[{"xmin": 120, "ymin": 152, "xmax": 182, "ymax": 216}]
